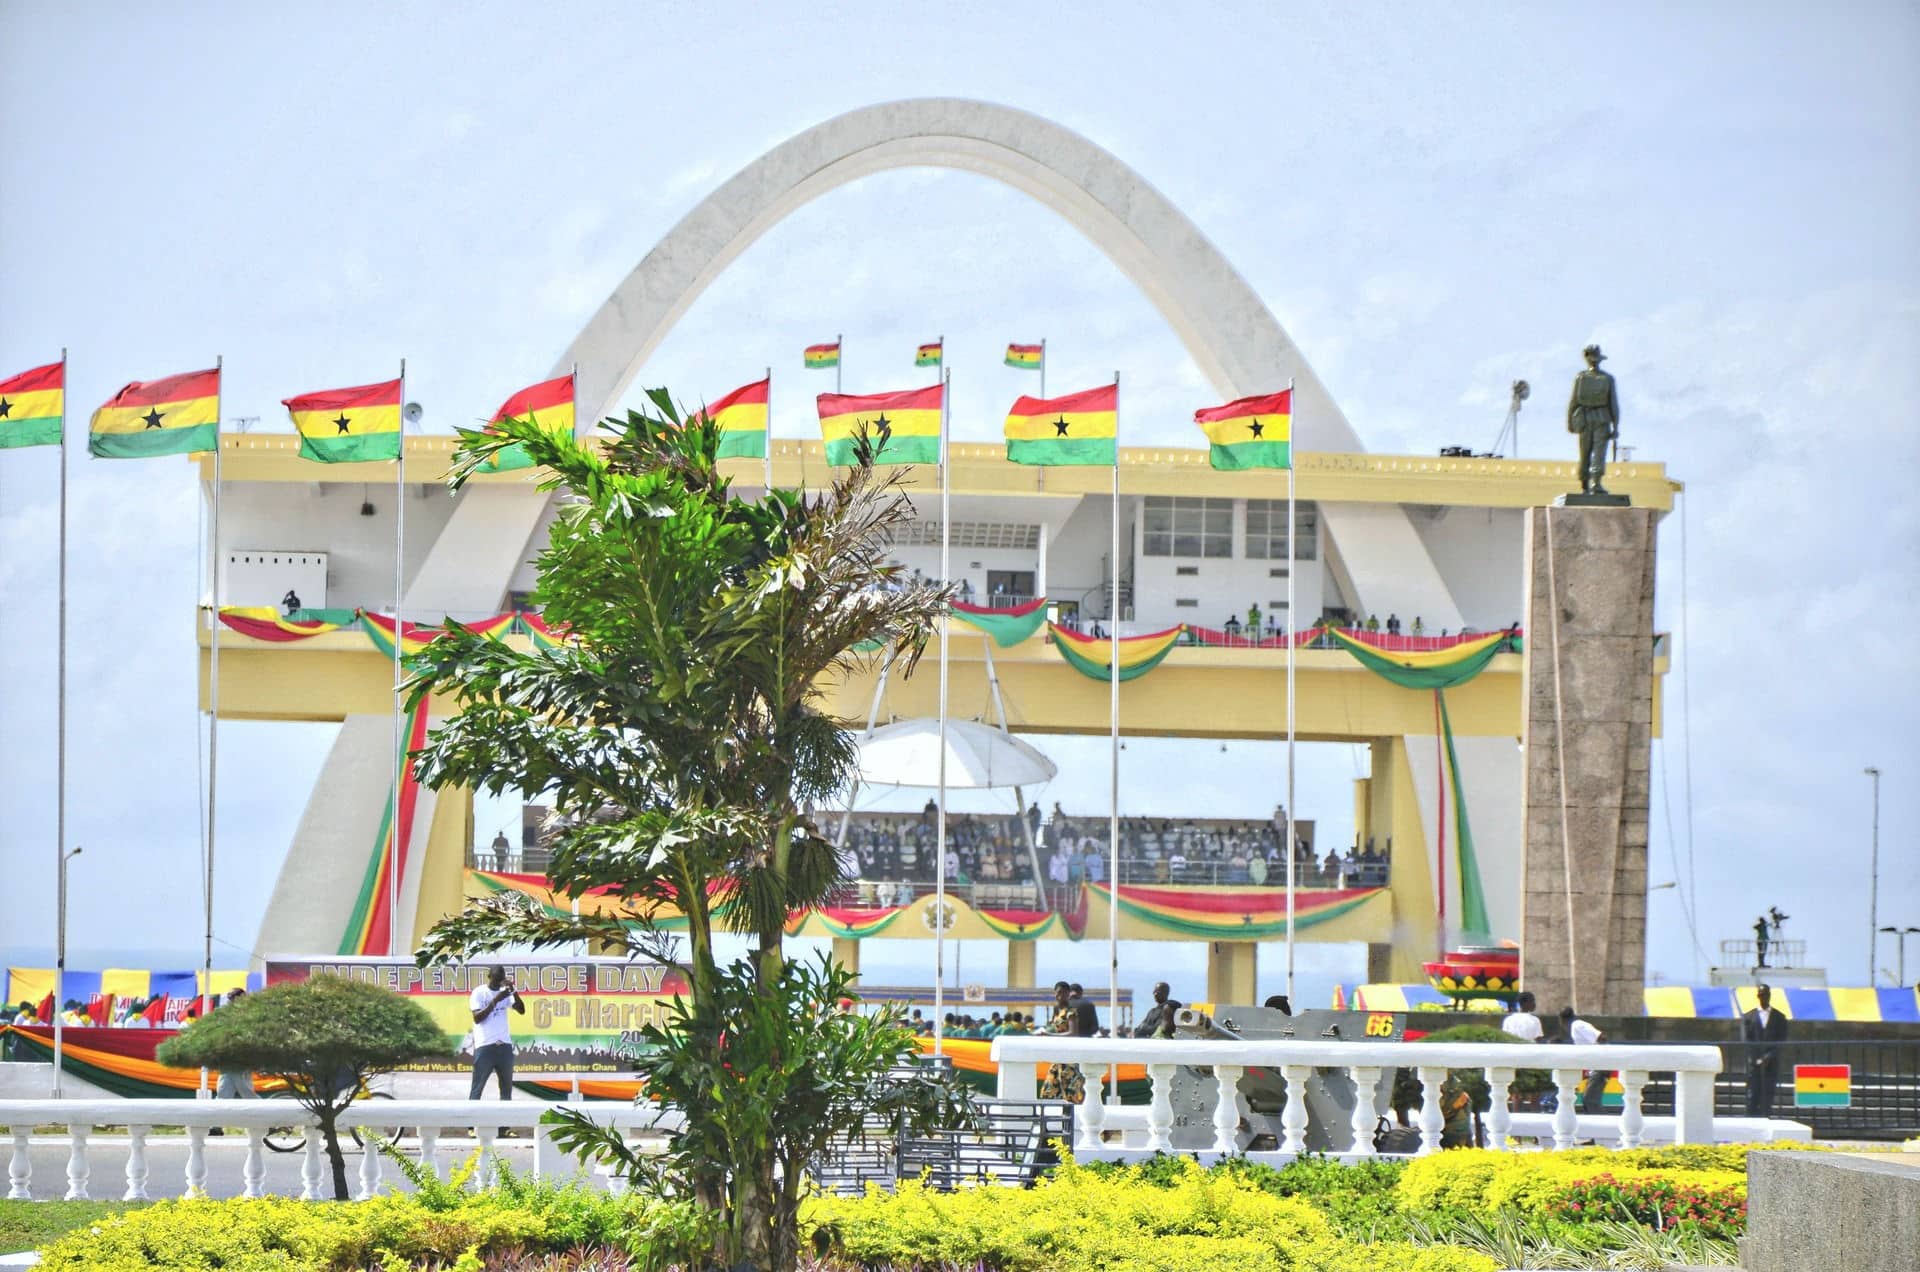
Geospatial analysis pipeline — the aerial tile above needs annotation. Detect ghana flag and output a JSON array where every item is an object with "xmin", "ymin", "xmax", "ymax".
[
  {"xmin": 1793, "ymin": 1064, "xmax": 1851, "ymax": 1107},
  {"xmin": 89, "ymin": 368, "xmax": 219, "ymax": 458},
  {"xmin": 284, "ymin": 378, "xmax": 402, "ymax": 463},
  {"xmin": 1004, "ymin": 383, "xmax": 1116, "ymax": 466},
  {"xmin": 1048, "ymin": 622, "xmax": 1185, "ymax": 682},
  {"xmin": 915, "ymin": 341, "xmax": 943, "ymax": 367},
  {"xmin": 817, "ymin": 383, "xmax": 942, "ymax": 467},
  {"xmin": 696, "ymin": 375, "xmax": 769, "ymax": 460},
  {"xmin": 484, "ymin": 373, "xmax": 575, "ymax": 472},
  {"xmin": 804, "ymin": 341, "xmax": 840, "ymax": 369},
  {"xmin": 0, "ymin": 361, "xmax": 64, "ymax": 450},
  {"xmin": 1005, "ymin": 342, "xmax": 1043, "ymax": 369},
  {"xmin": 1194, "ymin": 388, "xmax": 1291, "ymax": 470}
]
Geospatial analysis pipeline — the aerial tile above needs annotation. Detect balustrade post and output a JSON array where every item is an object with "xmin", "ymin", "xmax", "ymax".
[
  {"xmin": 1414, "ymin": 1066, "xmax": 1447, "ymax": 1156},
  {"xmin": 63, "ymin": 1123, "xmax": 90, "ymax": 1201},
  {"xmin": 1145, "ymin": 1063, "xmax": 1175, "ymax": 1152},
  {"xmin": 243, "ymin": 1127, "xmax": 267, "ymax": 1199},
  {"xmin": 1618, "ymin": 1070, "xmax": 1648, "ymax": 1149},
  {"xmin": 124, "ymin": 1126, "xmax": 151, "ymax": 1201},
  {"xmin": 300, "ymin": 1135, "xmax": 324, "ymax": 1201},
  {"xmin": 1279, "ymin": 1065, "xmax": 1312, "ymax": 1155},
  {"xmin": 1483, "ymin": 1067, "xmax": 1514, "ymax": 1151},
  {"xmin": 417, "ymin": 1127, "xmax": 441, "ymax": 1181},
  {"xmin": 1551, "ymin": 1067, "xmax": 1583, "ymax": 1151},
  {"xmin": 475, "ymin": 1126, "xmax": 498, "ymax": 1189},
  {"xmin": 184, "ymin": 1126, "xmax": 209, "ymax": 1199},
  {"xmin": 1674, "ymin": 1068, "xmax": 1715, "ymax": 1144},
  {"xmin": 1076, "ymin": 1067, "xmax": 1109, "ymax": 1152},
  {"xmin": 1346, "ymin": 1067, "xmax": 1381, "ymax": 1157},
  {"xmin": 1211, "ymin": 1064, "xmax": 1243, "ymax": 1154},
  {"xmin": 8, "ymin": 1126, "xmax": 31, "ymax": 1200},
  {"xmin": 997, "ymin": 1059, "xmax": 1038, "ymax": 1100},
  {"xmin": 358, "ymin": 1126, "xmax": 383, "ymax": 1200}
]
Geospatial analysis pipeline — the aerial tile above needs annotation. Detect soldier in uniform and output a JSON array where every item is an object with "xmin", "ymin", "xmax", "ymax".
[{"xmin": 1566, "ymin": 344, "xmax": 1619, "ymax": 494}]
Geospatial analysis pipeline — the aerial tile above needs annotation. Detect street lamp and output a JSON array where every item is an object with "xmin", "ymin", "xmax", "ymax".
[
  {"xmin": 1879, "ymin": 925, "xmax": 1920, "ymax": 988},
  {"xmin": 53, "ymin": 844, "xmax": 82, "ymax": 1099},
  {"xmin": 1865, "ymin": 767, "xmax": 1880, "ymax": 985}
]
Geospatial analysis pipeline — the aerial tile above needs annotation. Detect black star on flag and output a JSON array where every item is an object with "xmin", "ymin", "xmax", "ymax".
[
  {"xmin": 0, "ymin": 399, "xmax": 12, "ymax": 418},
  {"xmin": 1053, "ymin": 416, "xmax": 1071, "ymax": 436},
  {"xmin": 142, "ymin": 407, "xmax": 166, "ymax": 429},
  {"xmin": 334, "ymin": 414, "xmax": 352, "ymax": 433},
  {"xmin": 1248, "ymin": 419, "xmax": 1264, "ymax": 438}
]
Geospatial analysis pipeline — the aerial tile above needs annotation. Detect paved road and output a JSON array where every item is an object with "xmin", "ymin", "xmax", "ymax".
[{"xmin": 12, "ymin": 1133, "xmax": 549, "ymax": 1201}]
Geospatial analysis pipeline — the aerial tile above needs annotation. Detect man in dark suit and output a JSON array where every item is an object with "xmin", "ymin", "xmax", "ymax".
[{"xmin": 1740, "ymin": 984, "xmax": 1790, "ymax": 1116}]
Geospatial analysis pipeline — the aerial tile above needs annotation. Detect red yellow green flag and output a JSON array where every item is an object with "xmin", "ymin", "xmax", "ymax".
[
  {"xmin": 915, "ymin": 341, "xmax": 943, "ymax": 367},
  {"xmin": 817, "ymin": 383, "xmax": 941, "ymax": 466},
  {"xmin": 1048, "ymin": 622, "xmax": 1186, "ymax": 682},
  {"xmin": 484, "ymin": 373, "xmax": 575, "ymax": 472},
  {"xmin": 0, "ymin": 361, "xmax": 64, "ymax": 450},
  {"xmin": 695, "ymin": 376, "xmax": 769, "ymax": 460},
  {"xmin": 284, "ymin": 378, "xmax": 402, "ymax": 463},
  {"xmin": 1194, "ymin": 388, "xmax": 1291, "ymax": 470},
  {"xmin": 89, "ymin": 368, "xmax": 219, "ymax": 458},
  {"xmin": 1005, "ymin": 343, "xmax": 1043, "ymax": 369},
  {"xmin": 804, "ymin": 341, "xmax": 841, "ymax": 369},
  {"xmin": 1004, "ymin": 383, "xmax": 1117, "ymax": 466}
]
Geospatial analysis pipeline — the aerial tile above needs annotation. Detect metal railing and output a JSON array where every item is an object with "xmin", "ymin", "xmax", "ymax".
[{"xmin": 989, "ymin": 1035, "xmax": 1727, "ymax": 1159}]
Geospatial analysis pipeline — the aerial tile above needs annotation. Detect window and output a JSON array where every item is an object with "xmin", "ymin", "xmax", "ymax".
[
  {"xmin": 1142, "ymin": 496, "xmax": 1231, "ymax": 558},
  {"xmin": 1175, "ymin": 565, "xmax": 1199, "ymax": 576},
  {"xmin": 1245, "ymin": 500, "xmax": 1318, "ymax": 560},
  {"xmin": 1175, "ymin": 598, "xmax": 1198, "ymax": 608}
]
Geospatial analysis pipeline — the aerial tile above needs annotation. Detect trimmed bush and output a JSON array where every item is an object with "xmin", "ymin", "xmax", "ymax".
[{"xmin": 1393, "ymin": 1147, "xmax": 1745, "ymax": 1221}]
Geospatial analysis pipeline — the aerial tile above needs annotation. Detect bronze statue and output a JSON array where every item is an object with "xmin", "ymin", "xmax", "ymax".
[{"xmin": 1566, "ymin": 345, "xmax": 1619, "ymax": 494}]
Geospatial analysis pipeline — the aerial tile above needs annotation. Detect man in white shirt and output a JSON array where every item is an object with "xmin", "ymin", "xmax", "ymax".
[
  {"xmin": 468, "ymin": 966, "xmax": 526, "ymax": 1100},
  {"xmin": 1501, "ymin": 993, "xmax": 1543, "ymax": 1042},
  {"xmin": 1557, "ymin": 1005, "xmax": 1608, "ymax": 1113}
]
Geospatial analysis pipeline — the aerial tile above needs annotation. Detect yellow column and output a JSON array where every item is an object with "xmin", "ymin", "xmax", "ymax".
[
  {"xmin": 1205, "ymin": 941, "xmax": 1258, "ymax": 1004},
  {"xmin": 1006, "ymin": 940, "xmax": 1037, "ymax": 989},
  {"xmin": 411, "ymin": 785, "xmax": 473, "ymax": 947},
  {"xmin": 830, "ymin": 936, "xmax": 861, "ymax": 980},
  {"xmin": 1376, "ymin": 737, "xmax": 1439, "ymax": 982},
  {"xmin": 1352, "ymin": 776, "xmax": 1372, "ymax": 849}
]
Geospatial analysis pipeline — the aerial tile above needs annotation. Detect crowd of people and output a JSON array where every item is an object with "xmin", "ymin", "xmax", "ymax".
[{"xmin": 8, "ymin": 991, "xmax": 213, "ymax": 1029}]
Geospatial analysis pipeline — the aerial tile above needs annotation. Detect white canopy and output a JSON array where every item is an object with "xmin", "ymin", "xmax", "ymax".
[{"xmin": 852, "ymin": 718, "xmax": 1059, "ymax": 790}]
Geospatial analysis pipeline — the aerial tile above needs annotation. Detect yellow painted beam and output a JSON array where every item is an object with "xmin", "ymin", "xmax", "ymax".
[
  {"xmin": 195, "ymin": 433, "xmax": 1679, "ymax": 512},
  {"xmin": 1381, "ymin": 736, "xmax": 1441, "ymax": 982},
  {"xmin": 413, "ymin": 785, "xmax": 472, "ymax": 948}
]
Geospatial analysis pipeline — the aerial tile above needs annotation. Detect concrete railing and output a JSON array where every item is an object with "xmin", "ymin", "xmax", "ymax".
[
  {"xmin": 0, "ymin": 1098, "xmax": 681, "ymax": 1202},
  {"xmin": 990, "ymin": 1036, "xmax": 1725, "ymax": 1158}
]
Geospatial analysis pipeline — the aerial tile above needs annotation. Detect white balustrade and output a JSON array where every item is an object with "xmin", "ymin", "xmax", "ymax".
[
  {"xmin": 990, "ymin": 1036, "xmax": 1731, "ymax": 1163},
  {"xmin": 0, "ymin": 1099, "xmax": 682, "ymax": 1201}
]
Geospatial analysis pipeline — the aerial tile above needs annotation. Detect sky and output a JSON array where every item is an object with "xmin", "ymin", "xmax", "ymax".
[{"xmin": 1, "ymin": 2, "xmax": 1917, "ymax": 1006}]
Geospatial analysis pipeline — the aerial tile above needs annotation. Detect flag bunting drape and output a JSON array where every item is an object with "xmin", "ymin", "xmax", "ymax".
[
  {"xmin": 1047, "ymin": 622, "xmax": 1185, "ymax": 682},
  {"xmin": 949, "ymin": 596, "xmax": 1048, "ymax": 646},
  {"xmin": 338, "ymin": 696, "xmax": 430, "ymax": 955}
]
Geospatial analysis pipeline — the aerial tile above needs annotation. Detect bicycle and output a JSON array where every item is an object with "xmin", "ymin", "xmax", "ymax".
[{"xmin": 262, "ymin": 1088, "xmax": 406, "ymax": 1154}]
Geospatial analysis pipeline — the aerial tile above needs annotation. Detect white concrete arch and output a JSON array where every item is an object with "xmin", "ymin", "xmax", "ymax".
[{"xmin": 409, "ymin": 98, "xmax": 1461, "ymax": 627}]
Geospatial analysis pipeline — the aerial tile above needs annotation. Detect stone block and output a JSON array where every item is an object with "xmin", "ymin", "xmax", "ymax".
[{"xmin": 1743, "ymin": 1151, "xmax": 1920, "ymax": 1272}]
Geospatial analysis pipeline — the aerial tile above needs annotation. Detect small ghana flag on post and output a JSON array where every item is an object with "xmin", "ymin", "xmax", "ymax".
[
  {"xmin": 483, "ymin": 372, "xmax": 575, "ymax": 472},
  {"xmin": 1793, "ymin": 1063, "xmax": 1851, "ymax": 1107},
  {"xmin": 915, "ymin": 340, "xmax": 943, "ymax": 368},
  {"xmin": 283, "ymin": 378, "xmax": 403, "ymax": 463},
  {"xmin": 804, "ymin": 341, "xmax": 841, "ymax": 369},
  {"xmin": 0, "ymin": 361, "xmax": 65, "ymax": 450},
  {"xmin": 816, "ymin": 383, "xmax": 942, "ymax": 466},
  {"xmin": 696, "ymin": 375, "xmax": 770, "ymax": 460},
  {"xmin": 1004, "ymin": 342, "xmax": 1043, "ymax": 369},
  {"xmin": 1194, "ymin": 388, "xmax": 1292, "ymax": 470},
  {"xmin": 89, "ymin": 368, "xmax": 220, "ymax": 458},
  {"xmin": 1004, "ymin": 383, "xmax": 1117, "ymax": 466}
]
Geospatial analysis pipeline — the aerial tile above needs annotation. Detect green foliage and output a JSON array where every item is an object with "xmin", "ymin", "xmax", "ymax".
[
  {"xmin": 1551, "ymin": 1172, "xmax": 1746, "ymax": 1237},
  {"xmin": 0, "ymin": 1200, "xmax": 149, "ymax": 1255},
  {"xmin": 1389, "ymin": 1025, "xmax": 1552, "ymax": 1122},
  {"xmin": 1392, "ymin": 1147, "xmax": 1746, "ymax": 1224},
  {"xmin": 1078, "ymin": 1153, "xmax": 1411, "ymax": 1238},
  {"xmin": 156, "ymin": 974, "xmax": 452, "ymax": 1200}
]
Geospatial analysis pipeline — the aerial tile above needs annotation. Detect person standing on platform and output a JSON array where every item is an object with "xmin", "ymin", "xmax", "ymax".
[
  {"xmin": 468, "ymin": 966, "xmax": 525, "ymax": 1100},
  {"xmin": 1741, "ymin": 984, "xmax": 1790, "ymax": 1116},
  {"xmin": 1038, "ymin": 982, "xmax": 1087, "ymax": 1103}
]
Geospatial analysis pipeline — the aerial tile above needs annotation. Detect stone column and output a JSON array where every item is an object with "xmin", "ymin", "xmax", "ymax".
[
  {"xmin": 1205, "ymin": 941, "xmax": 1258, "ymax": 1005},
  {"xmin": 829, "ymin": 936, "xmax": 861, "ymax": 980},
  {"xmin": 1005, "ymin": 940, "xmax": 1037, "ymax": 989},
  {"xmin": 1520, "ymin": 506, "xmax": 1655, "ymax": 1017}
]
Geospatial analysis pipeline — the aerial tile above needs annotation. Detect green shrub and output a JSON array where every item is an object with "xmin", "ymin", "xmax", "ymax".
[
  {"xmin": 1552, "ymin": 1172, "xmax": 1746, "ymax": 1238},
  {"xmin": 1393, "ymin": 1148, "xmax": 1746, "ymax": 1226}
]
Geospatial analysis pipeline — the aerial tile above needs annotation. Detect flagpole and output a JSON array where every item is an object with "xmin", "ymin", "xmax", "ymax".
[
  {"xmin": 1108, "ymin": 371, "xmax": 1120, "ymax": 1045},
  {"xmin": 933, "ymin": 367, "xmax": 951, "ymax": 1055},
  {"xmin": 835, "ymin": 332, "xmax": 842, "ymax": 395},
  {"xmin": 202, "ymin": 354, "xmax": 223, "ymax": 1093},
  {"xmin": 1284, "ymin": 376, "xmax": 1298, "ymax": 1004},
  {"xmin": 1039, "ymin": 339, "xmax": 1047, "ymax": 401},
  {"xmin": 762, "ymin": 365, "xmax": 773, "ymax": 492},
  {"xmin": 390, "ymin": 358, "xmax": 407, "ymax": 956},
  {"xmin": 52, "ymin": 348, "xmax": 69, "ymax": 1098}
]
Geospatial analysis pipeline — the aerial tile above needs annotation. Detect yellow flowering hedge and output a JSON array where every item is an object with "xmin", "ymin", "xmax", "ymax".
[
  {"xmin": 1393, "ymin": 1146, "xmax": 1749, "ymax": 1219},
  {"xmin": 804, "ymin": 1156, "xmax": 1498, "ymax": 1272}
]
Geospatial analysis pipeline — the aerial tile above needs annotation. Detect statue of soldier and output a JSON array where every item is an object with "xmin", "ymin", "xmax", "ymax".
[{"xmin": 1566, "ymin": 344, "xmax": 1619, "ymax": 494}]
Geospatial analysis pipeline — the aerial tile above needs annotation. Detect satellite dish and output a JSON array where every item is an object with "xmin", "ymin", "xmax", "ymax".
[{"xmin": 403, "ymin": 401, "xmax": 424, "ymax": 428}]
